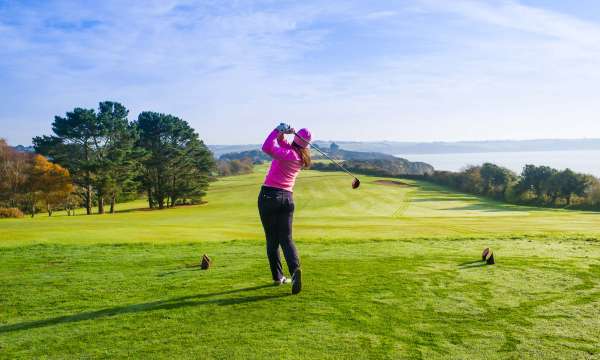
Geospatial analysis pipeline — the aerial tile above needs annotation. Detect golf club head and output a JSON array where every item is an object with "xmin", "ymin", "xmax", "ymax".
[{"xmin": 352, "ymin": 178, "xmax": 360, "ymax": 189}]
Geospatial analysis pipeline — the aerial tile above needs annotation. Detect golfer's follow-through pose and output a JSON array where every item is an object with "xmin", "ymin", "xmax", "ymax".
[{"xmin": 259, "ymin": 123, "xmax": 311, "ymax": 295}]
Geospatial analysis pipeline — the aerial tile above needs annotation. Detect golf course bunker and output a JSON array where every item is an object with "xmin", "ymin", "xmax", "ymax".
[{"xmin": 373, "ymin": 180, "xmax": 415, "ymax": 187}]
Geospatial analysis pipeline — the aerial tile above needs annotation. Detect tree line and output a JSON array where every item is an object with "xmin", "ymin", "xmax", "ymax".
[
  {"xmin": 1, "ymin": 101, "xmax": 215, "ymax": 217},
  {"xmin": 0, "ymin": 140, "xmax": 74, "ymax": 217},
  {"xmin": 219, "ymin": 149, "xmax": 269, "ymax": 164},
  {"xmin": 216, "ymin": 158, "xmax": 255, "ymax": 177},
  {"xmin": 428, "ymin": 163, "xmax": 600, "ymax": 209},
  {"xmin": 216, "ymin": 149, "xmax": 270, "ymax": 177}
]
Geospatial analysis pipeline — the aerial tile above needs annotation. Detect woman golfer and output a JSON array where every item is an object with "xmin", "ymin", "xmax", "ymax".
[{"xmin": 259, "ymin": 123, "xmax": 311, "ymax": 295}]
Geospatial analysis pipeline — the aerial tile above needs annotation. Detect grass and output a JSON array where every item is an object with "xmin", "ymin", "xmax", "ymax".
[
  {"xmin": 1, "ymin": 166, "xmax": 600, "ymax": 358},
  {"xmin": 2, "ymin": 169, "xmax": 600, "ymax": 246}
]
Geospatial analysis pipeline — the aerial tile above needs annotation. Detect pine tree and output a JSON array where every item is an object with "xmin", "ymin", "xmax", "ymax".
[{"xmin": 134, "ymin": 112, "xmax": 214, "ymax": 209}]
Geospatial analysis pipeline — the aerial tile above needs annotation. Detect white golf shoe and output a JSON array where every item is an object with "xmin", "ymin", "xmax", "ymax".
[{"xmin": 274, "ymin": 276, "xmax": 291, "ymax": 286}]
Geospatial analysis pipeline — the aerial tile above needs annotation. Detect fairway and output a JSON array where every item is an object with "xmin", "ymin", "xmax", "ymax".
[{"xmin": 1, "ymin": 168, "xmax": 600, "ymax": 358}]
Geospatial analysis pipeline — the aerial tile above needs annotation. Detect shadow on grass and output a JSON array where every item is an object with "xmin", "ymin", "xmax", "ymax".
[
  {"xmin": 0, "ymin": 284, "xmax": 286, "ymax": 334},
  {"xmin": 458, "ymin": 260, "xmax": 489, "ymax": 269},
  {"xmin": 113, "ymin": 204, "xmax": 206, "ymax": 214},
  {"xmin": 443, "ymin": 203, "xmax": 534, "ymax": 213},
  {"xmin": 411, "ymin": 196, "xmax": 477, "ymax": 203},
  {"xmin": 411, "ymin": 183, "xmax": 549, "ymax": 212},
  {"xmin": 458, "ymin": 260, "xmax": 484, "ymax": 266},
  {"xmin": 157, "ymin": 264, "xmax": 203, "ymax": 277}
]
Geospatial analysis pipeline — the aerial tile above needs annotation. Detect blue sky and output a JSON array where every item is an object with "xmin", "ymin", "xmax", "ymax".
[{"xmin": 1, "ymin": 0, "xmax": 600, "ymax": 145}]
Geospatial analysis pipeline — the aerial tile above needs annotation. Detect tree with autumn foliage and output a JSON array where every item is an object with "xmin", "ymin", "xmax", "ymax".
[
  {"xmin": 24, "ymin": 155, "xmax": 74, "ymax": 217},
  {"xmin": 0, "ymin": 139, "xmax": 32, "ymax": 209},
  {"xmin": 34, "ymin": 101, "xmax": 140, "ymax": 215}
]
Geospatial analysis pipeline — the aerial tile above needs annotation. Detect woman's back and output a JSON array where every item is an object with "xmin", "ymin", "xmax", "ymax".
[{"xmin": 261, "ymin": 129, "xmax": 303, "ymax": 192}]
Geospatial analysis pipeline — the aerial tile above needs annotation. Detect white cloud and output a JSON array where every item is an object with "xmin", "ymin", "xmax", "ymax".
[
  {"xmin": 425, "ymin": 0, "xmax": 600, "ymax": 46},
  {"xmin": 1, "ymin": 0, "xmax": 600, "ymax": 144}
]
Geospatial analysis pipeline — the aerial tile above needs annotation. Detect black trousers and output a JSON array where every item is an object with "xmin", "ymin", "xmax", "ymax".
[{"xmin": 258, "ymin": 186, "xmax": 300, "ymax": 281}]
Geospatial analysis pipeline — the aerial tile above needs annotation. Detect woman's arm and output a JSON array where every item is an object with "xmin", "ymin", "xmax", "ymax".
[
  {"xmin": 277, "ymin": 132, "xmax": 292, "ymax": 149},
  {"xmin": 262, "ymin": 129, "xmax": 298, "ymax": 161}
]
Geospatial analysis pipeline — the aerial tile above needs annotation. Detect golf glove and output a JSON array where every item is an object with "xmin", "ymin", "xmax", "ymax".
[{"xmin": 276, "ymin": 123, "xmax": 293, "ymax": 134}]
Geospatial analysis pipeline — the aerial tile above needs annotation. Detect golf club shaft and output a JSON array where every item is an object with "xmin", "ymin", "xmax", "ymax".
[{"xmin": 293, "ymin": 132, "xmax": 358, "ymax": 180}]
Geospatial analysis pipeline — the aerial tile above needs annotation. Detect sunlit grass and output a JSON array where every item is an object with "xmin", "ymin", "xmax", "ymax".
[
  {"xmin": 1, "ymin": 167, "xmax": 599, "ymax": 358},
  {"xmin": 2, "ymin": 167, "xmax": 599, "ymax": 246}
]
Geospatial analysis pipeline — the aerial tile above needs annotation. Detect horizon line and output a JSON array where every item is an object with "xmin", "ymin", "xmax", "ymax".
[
  {"xmin": 10, "ymin": 137, "xmax": 600, "ymax": 148},
  {"xmin": 208, "ymin": 137, "xmax": 600, "ymax": 147}
]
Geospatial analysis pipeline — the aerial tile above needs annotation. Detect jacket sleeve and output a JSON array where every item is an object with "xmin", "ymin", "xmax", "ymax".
[
  {"xmin": 277, "ymin": 132, "xmax": 292, "ymax": 149},
  {"xmin": 262, "ymin": 129, "xmax": 298, "ymax": 161}
]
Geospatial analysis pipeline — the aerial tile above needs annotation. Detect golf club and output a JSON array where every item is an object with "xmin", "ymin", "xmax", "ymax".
[{"xmin": 294, "ymin": 131, "xmax": 361, "ymax": 189}]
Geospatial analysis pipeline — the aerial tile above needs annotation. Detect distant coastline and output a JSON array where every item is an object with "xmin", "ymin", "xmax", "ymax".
[
  {"xmin": 16, "ymin": 138, "xmax": 600, "ymax": 158},
  {"xmin": 207, "ymin": 138, "xmax": 600, "ymax": 157},
  {"xmin": 396, "ymin": 150, "xmax": 600, "ymax": 177}
]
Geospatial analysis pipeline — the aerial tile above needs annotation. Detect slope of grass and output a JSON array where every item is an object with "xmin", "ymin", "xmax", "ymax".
[
  {"xmin": 1, "ymin": 167, "xmax": 600, "ymax": 246},
  {"xmin": 1, "ymin": 167, "xmax": 599, "ymax": 358}
]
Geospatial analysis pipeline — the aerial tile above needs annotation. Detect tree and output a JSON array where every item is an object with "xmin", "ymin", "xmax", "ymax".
[
  {"xmin": 456, "ymin": 165, "xmax": 484, "ymax": 194},
  {"xmin": 543, "ymin": 169, "xmax": 587, "ymax": 206},
  {"xmin": 424, "ymin": 161, "xmax": 600, "ymax": 211},
  {"xmin": 0, "ymin": 139, "xmax": 16, "ymax": 204},
  {"xmin": 33, "ymin": 102, "xmax": 139, "ymax": 214},
  {"xmin": 517, "ymin": 165, "xmax": 557, "ymax": 203},
  {"xmin": 219, "ymin": 150, "xmax": 269, "ymax": 164},
  {"xmin": 586, "ymin": 177, "xmax": 600, "ymax": 207},
  {"xmin": 33, "ymin": 108, "xmax": 99, "ymax": 215},
  {"xmin": 26, "ymin": 155, "xmax": 74, "ymax": 216},
  {"xmin": 0, "ymin": 139, "xmax": 32, "ymax": 209},
  {"xmin": 217, "ymin": 158, "xmax": 254, "ymax": 176},
  {"xmin": 167, "ymin": 136, "xmax": 214, "ymax": 206},
  {"xmin": 63, "ymin": 190, "xmax": 81, "ymax": 216},
  {"xmin": 556, "ymin": 169, "xmax": 587, "ymax": 206},
  {"xmin": 480, "ymin": 163, "xmax": 516, "ymax": 199},
  {"xmin": 134, "ymin": 112, "xmax": 214, "ymax": 209},
  {"xmin": 0, "ymin": 139, "xmax": 8, "ymax": 192},
  {"xmin": 95, "ymin": 101, "xmax": 139, "ymax": 214}
]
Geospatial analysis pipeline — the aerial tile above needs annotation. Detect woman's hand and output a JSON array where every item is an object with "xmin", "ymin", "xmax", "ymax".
[{"xmin": 276, "ymin": 123, "xmax": 294, "ymax": 134}]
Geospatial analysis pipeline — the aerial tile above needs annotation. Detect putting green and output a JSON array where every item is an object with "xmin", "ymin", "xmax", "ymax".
[{"xmin": 1, "ymin": 167, "xmax": 599, "ymax": 358}]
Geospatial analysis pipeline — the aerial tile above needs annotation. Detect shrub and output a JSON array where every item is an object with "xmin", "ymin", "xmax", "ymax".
[
  {"xmin": 217, "ymin": 158, "xmax": 254, "ymax": 177},
  {"xmin": 312, "ymin": 158, "xmax": 433, "ymax": 177},
  {"xmin": 585, "ymin": 180, "xmax": 600, "ymax": 207},
  {"xmin": 0, "ymin": 207, "xmax": 24, "ymax": 218},
  {"xmin": 220, "ymin": 150, "xmax": 270, "ymax": 164}
]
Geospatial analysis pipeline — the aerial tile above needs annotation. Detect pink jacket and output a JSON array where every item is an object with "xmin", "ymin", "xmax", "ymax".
[{"xmin": 262, "ymin": 129, "xmax": 303, "ymax": 192}]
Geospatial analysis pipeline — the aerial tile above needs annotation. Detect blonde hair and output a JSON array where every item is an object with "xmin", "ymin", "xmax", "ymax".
[{"xmin": 294, "ymin": 144, "xmax": 311, "ymax": 169}]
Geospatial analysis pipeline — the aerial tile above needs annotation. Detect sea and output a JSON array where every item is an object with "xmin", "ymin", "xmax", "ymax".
[{"xmin": 396, "ymin": 150, "xmax": 600, "ymax": 177}]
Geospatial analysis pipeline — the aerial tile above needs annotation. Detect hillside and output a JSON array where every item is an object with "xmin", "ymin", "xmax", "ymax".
[
  {"xmin": 1, "ymin": 167, "xmax": 599, "ymax": 358},
  {"xmin": 217, "ymin": 143, "xmax": 399, "ymax": 162},
  {"xmin": 10, "ymin": 145, "xmax": 35, "ymax": 153},
  {"xmin": 321, "ymin": 143, "xmax": 396, "ymax": 161},
  {"xmin": 3, "ymin": 167, "xmax": 600, "ymax": 244},
  {"xmin": 313, "ymin": 158, "xmax": 434, "ymax": 176},
  {"xmin": 219, "ymin": 149, "xmax": 270, "ymax": 163},
  {"xmin": 210, "ymin": 144, "xmax": 261, "ymax": 157},
  {"xmin": 210, "ymin": 138, "xmax": 600, "ymax": 157},
  {"xmin": 315, "ymin": 138, "xmax": 600, "ymax": 154}
]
